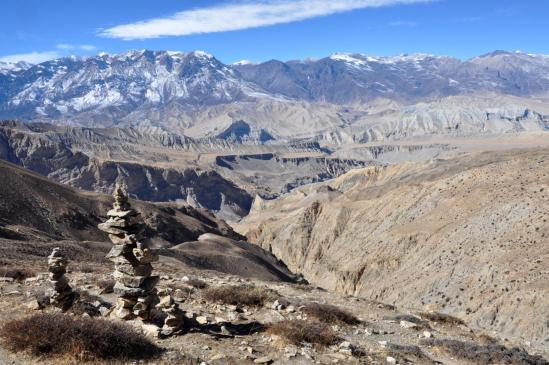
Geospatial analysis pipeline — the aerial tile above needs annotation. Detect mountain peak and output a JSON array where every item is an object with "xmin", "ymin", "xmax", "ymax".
[{"xmin": 192, "ymin": 50, "xmax": 213, "ymax": 59}]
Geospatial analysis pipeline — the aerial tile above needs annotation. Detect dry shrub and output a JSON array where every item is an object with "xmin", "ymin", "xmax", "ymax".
[
  {"xmin": 268, "ymin": 320, "xmax": 338, "ymax": 347},
  {"xmin": 421, "ymin": 339, "xmax": 548, "ymax": 365},
  {"xmin": 0, "ymin": 313, "xmax": 161, "ymax": 361},
  {"xmin": 186, "ymin": 278, "xmax": 208, "ymax": 289},
  {"xmin": 474, "ymin": 333, "xmax": 500, "ymax": 345},
  {"xmin": 302, "ymin": 303, "xmax": 360, "ymax": 325},
  {"xmin": 97, "ymin": 278, "xmax": 115, "ymax": 294},
  {"xmin": 2, "ymin": 267, "xmax": 36, "ymax": 281},
  {"xmin": 418, "ymin": 311, "xmax": 465, "ymax": 326},
  {"xmin": 293, "ymin": 283, "xmax": 313, "ymax": 292},
  {"xmin": 76, "ymin": 263, "xmax": 97, "ymax": 273},
  {"xmin": 203, "ymin": 285, "xmax": 277, "ymax": 306},
  {"xmin": 384, "ymin": 343, "xmax": 433, "ymax": 364}
]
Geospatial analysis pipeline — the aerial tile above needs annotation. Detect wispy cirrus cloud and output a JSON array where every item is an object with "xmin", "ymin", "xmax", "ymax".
[
  {"xmin": 56, "ymin": 44, "xmax": 97, "ymax": 51},
  {"xmin": 0, "ymin": 44, "xmax": 98, "ymax": 64},
  {"xmin": 0, "ymin": 51, "xmax": 60, "ymax": 64},
  {"xmin": 99, "ymin": 0, "xmax": 431, "ymax": 40}
]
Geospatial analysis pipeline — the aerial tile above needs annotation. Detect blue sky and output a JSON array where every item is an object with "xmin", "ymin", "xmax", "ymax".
[{"xmin": 1, "ymin": 0, "xmax": 548, "ymax": 64}]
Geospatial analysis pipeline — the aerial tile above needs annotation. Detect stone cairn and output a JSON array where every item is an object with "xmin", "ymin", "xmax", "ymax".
[
  {"xmin": 47, "ymin": 248, "xmax": 75, "ymax": 309},
  {"xmin": 98, "ymin": 185, "xmax": 184, "ymax": 334},
  {"xmin": 98, "ymin": 185, "xmax": 159, "ymax": 320}
]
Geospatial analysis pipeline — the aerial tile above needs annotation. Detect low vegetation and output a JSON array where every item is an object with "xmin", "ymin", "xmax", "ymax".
[
  {"xmin": 302, "ymin": 303, "xmax": 360, "ymax": 325},
  {"xmin": 1, "ymin": 267, "xmax": 36, "ymax": 281},
  {"xmin": 421, "ymin": 338, "xmax": 548, "ymax": 365},
  {"xmin": 186, "ymin": 277, "xmax": 208, "ymax": 289},
  {"xmin": 418, "ymin": 311, "xmax": 465, "ymax": 326},
  {"xmin": 202, "ymin": 285, "xmax": 277, "ymax": 306},
  {"xmin": 385, "ymin": 314, "xmax": 430, "ymax": 329},
  {"xmin": 268, "ymin": 320, "xmax": 339, "ymax": 347},
  {"xmin": 0, "ymin": 313, "xmax": 161, "ymax": 361},
  {"xmin": 385, "ymin": 343, "xmax": 431, "ymax": 364},
  {"xmin": 97, "ymin": 278, "xmax": 115, "ymax": 294}
]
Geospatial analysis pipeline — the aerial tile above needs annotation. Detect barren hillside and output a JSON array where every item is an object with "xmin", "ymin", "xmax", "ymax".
[{"xmin": 237, "ymin": 148, "xmax": 549, "ymax": 353}]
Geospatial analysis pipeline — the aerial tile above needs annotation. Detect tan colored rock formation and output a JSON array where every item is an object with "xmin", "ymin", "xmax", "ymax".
[
  {"xmin": 46, "ymin": 248, "xmax": 75, "ymax": 309},
  {"xmin": 99, "ymin": 186, "xmax": 161, "ymax": 321},
  {"xmin": 236, "ymin": 148, "xmax": 549, "ymax": 350}
]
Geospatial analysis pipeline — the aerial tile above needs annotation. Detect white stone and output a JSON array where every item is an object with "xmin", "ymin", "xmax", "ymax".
[
  {"xmin": 254, "ymin": 356, "xmax": 272, "ymax": 364},
  {"xmin": 196, "ymin": 315, "xmax": 209, "ymax": 325},
  {"xmin": 400, "ymin": 320, "xmax": 418, "ymax": 329},
  {"xmin": 339, "ymin": 341, "xmax": 352, "ymax": 349},
  {"xmin": 26, "ymin": 300, "xmax": 42, "ymax": 310}
]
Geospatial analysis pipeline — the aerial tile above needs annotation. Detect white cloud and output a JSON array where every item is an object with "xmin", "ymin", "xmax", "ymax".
[
  {"xmin": 56, "ymin": 43, "xmax": 74, "ymax": 50},
  {"xmin": 56, "ymin": 44, "xmax": 97, "ymax": 51},
  {"xmin": 0, "ymin": 51, "xmax": 60, "ymax": 64},
  {"xmin": 80, "ymin": 45, "xmax": 97, "ymax": 51},
  {"xmin": 100, "ymin": 0, "xmax": 431, "ymax": 39}
]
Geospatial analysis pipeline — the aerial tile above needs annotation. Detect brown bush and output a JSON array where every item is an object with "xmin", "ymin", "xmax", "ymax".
[
  {"xmin": 186, "ymin": 278, "xmax": 208, "ymax": 289},
  {"xmin": 0, "ymin": 313, "xmax": 161, "ymax": 361},
  {"xmin": 97, "ymin": 278, "xmax": 115, "ymax": 294},
  {"xmin": 418, "ymin": 311, "xmax": 465, "ymax": 326},
  {"xmin": 302, "ymin": 303, "xmax": 360, "ymax": 325},
  {"xmin": 421, "ymin": 339, "xmax": 548, "ymax": 365},
  {"xmin": 268, "ymin": 320, "xmax": 338, "ymax": 347},
  {"xmin": 385, "ymin": 343, "xmax": 431, "ymax": 364},
  {"xmin": 2, "ymin": 267, "xmax": 36, "ymax": 281},
  {"xmin": 76, "ymin": 263, "xmax": 98, "ymax": 273},
  {"xmin": 202, "ymin": 285, "xmax": 277, "ymax": 306}
]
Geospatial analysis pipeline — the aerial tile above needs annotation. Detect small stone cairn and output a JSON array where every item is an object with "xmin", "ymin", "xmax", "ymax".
[
  {"xmin": 98, "ymin": 185, "xmax": 184, "ymax": 334},
  {"xmin": 156, "ymin": 289, "xmax": 186, "ymax": 336},
  {"xmin": 47, "ymin": 248, "xmax": 75, "ymax": 309}
]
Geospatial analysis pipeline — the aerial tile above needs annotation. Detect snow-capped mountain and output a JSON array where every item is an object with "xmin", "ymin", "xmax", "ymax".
[
  {"xmin": 0, "ymin": 61, "xmax": 32, "ymax": 75},
  {"xmin": 0, "ymin": 50, "xmax": 269, "ymax": 121},
  {"xmin": 234, "ymin": 50, "xmax": 549, "ymax": 103},
  {"xmin": 0, "ymin": 49, "xmax": 548, "ymax": 138}
]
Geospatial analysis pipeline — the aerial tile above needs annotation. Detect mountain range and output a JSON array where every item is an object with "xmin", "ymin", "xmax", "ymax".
[
  {"xmin": 1, "ymin": 50, "xmax": 548, "ymax": 143},
  {"xmin": 1, "ymin": 48, "xmax": 549, "ymax": 363}
]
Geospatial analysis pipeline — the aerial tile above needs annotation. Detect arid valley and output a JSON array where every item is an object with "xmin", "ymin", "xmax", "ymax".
[{"xmin": 1, "ymin": 1, "xmax": 549, "ymax": 364}]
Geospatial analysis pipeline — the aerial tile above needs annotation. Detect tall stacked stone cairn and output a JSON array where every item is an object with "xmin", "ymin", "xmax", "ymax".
[
  {"xmin": 98, "ymin": 186, "xmax": 184, "ymax": 335},
  {"xmin": 47, "ymin": 248, "xmax": 76, "ymax": 309},
  {"xmin": 98, "ymin": 186, "xmax": 159, "ymax": 320}
]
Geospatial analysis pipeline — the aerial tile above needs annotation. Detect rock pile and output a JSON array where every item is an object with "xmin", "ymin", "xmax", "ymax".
[
  {"xmin": 156, "ymin": 291, "xmax": 186, "ymax": 336},
  {"xmin": 98, "ymin": 186, "xmax": 160, "ymax": 321},
  {"xmin": 47, "ymin": 248, "xmax": 75, "ymax": 309}
]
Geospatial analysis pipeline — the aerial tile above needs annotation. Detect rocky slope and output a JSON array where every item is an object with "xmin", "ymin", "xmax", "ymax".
[
  {"xmin": 0, "ymin": 121, "xmax": 255, "ymax": 219},
  {"xmin": 237, "ymin": 148, "xmax": 549, "ymax": 353},
  {"xmin": 0, "ymin": 120, "xmax": 382, "ymax": 218},
  {"xmin": 0, "ymin": 159, "xmax": 240, "ymax": 245},
  {"xmin": 0, "ymin": 159, "xmax": 313, "ymax": 286},
  {"xmin": 215, "ymin": 153, "xmax": 375, "ymax": 198}
]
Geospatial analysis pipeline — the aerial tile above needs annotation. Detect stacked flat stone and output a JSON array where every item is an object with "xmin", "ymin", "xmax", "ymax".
[
  {"xmin": 156, "ymin": 293, "xmax": 185, "ymax": 336},
  {"xmin": 47, "ymin": 248, "xmax": 75, "ymax": 309},
  {"xmin": 98, "ymin": 186, "xmax": 159, "ymax": 320}
]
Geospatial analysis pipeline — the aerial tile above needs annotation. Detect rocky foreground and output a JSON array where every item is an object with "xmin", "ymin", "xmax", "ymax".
[
  {"xmin": 237, "ymin": 147, "xmax": 549, "ymax": 357},
  {"xmin": 0, "ymin": 145, "xmax": 547, "ymax": 363},
  {"xmin": 1, "ymin": 252, "xmax": 547, "ymax": 365}
]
